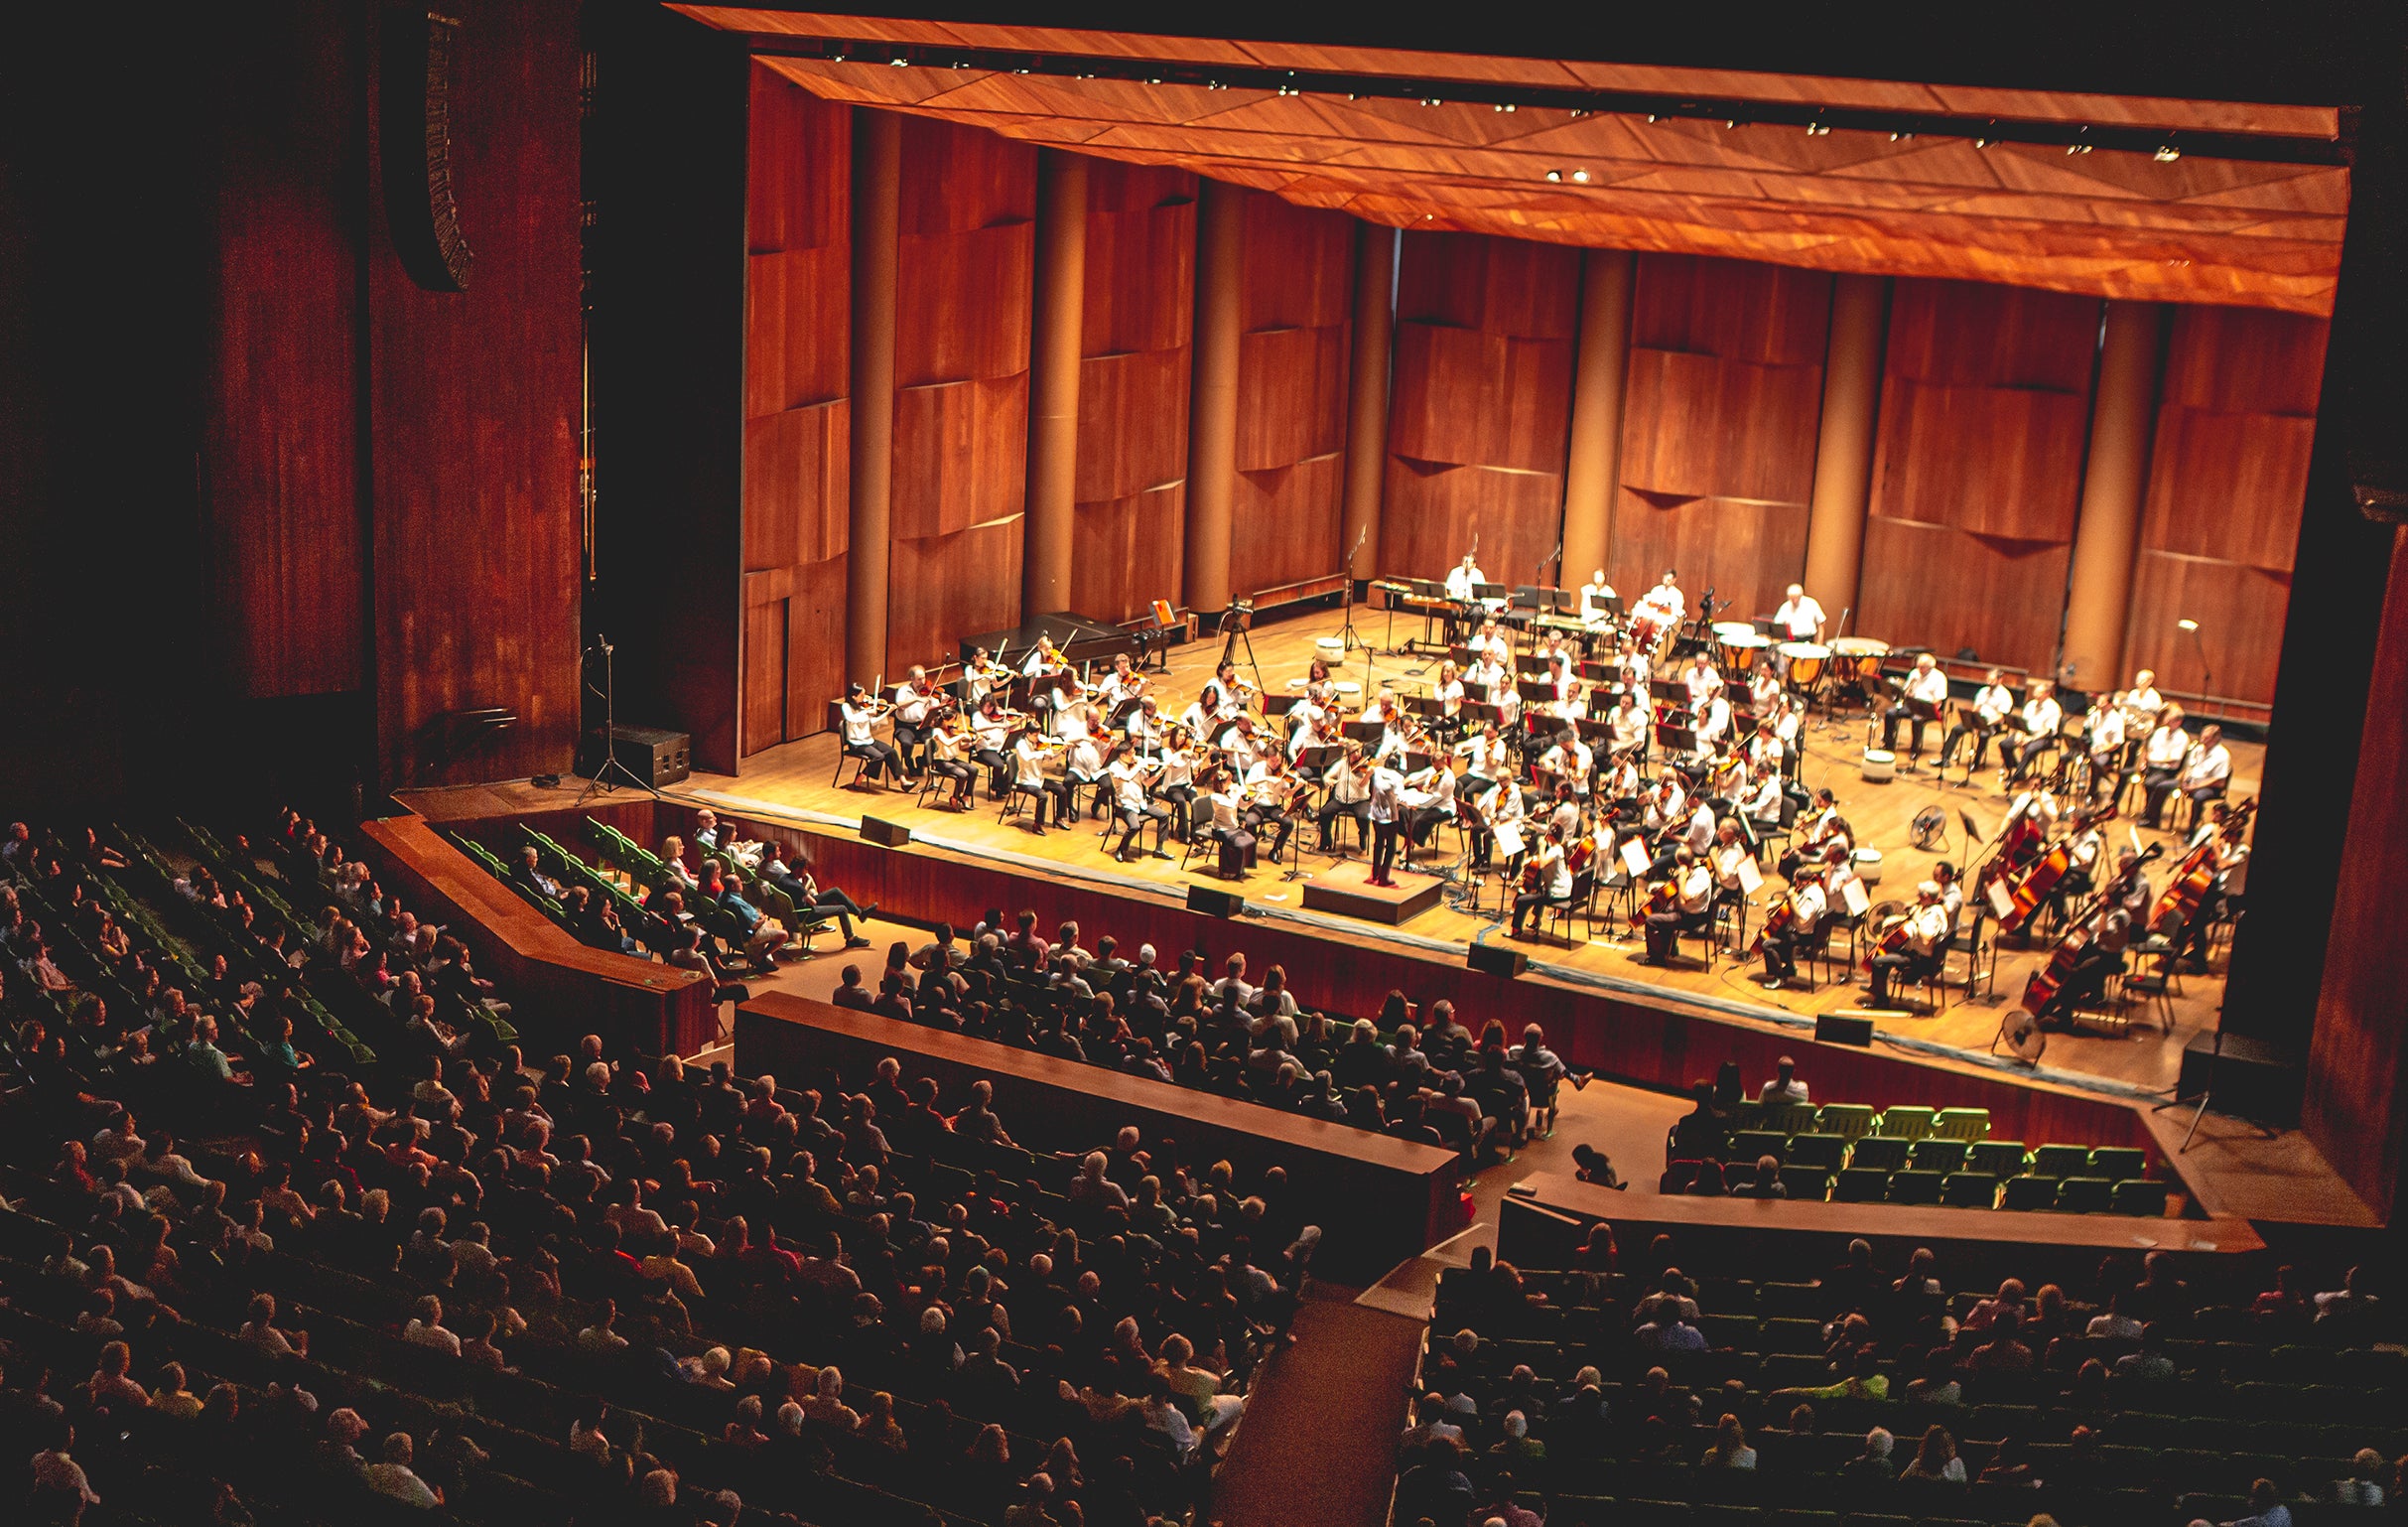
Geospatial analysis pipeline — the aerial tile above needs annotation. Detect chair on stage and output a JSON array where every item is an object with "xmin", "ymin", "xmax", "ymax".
[{"xmin": 1540, "ymin": 869, "xmax": 1597, "ymax": 945}]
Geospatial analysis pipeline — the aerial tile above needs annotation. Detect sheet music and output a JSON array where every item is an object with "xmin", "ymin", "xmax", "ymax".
[
  {"xmin": 1842, "ymin": 879, "xmax": 1872, "ymax": 917},
  {"xmin": 1736, "ymin": 856, "xmax": 1764, "ymax": 895},
  {"xmin": 1494, "ymin": 820, "xmax": 1528, "ymax": 859},
  {"xmin": 1620, "ymin": 836, "xmax": 1652, "ymax": 878},
  {"xmin": 1986, "ymin": 879, "xmax": 2016, "ymax": 918}
]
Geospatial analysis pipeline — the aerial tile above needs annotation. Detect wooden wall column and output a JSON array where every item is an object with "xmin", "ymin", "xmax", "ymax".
[
  {"xmin": 1183, "ymin": 178, "xmax": 1242, "ymax": 615},
  {"xmin": 1342, "ymin": 220, "xmax": 1398, "ymax": 580},
  {"xmin": 1802, "ymin": 273, "xmax": 1888, "ymax": 621},
  {"xmin": 1022, "ymin": 150, "xmax": 1088, "ymax": 617},
  {"xmin": 2060, "ymin": 299, "xmax": 2167, "ymax": 690},
  {"xmin": 846, "ymin": 109, "xmax": 900, "ymax": 683},
  {"xmin": 1560, "ymin": 248, "xmax": 1634, "ymax": 587}
]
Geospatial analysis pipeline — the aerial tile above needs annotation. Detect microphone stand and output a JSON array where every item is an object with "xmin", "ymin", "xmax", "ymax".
[
  {"xmin": 578, "ymin": 632, "xmax": 660, "ymax": 806},
  {"xmin": 1338, "ymin": 524, "xmax": 1371, "ymax": 654}
]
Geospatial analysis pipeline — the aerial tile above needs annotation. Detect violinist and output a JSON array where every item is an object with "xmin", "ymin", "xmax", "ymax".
[
  {"xmin": 1062, "ymin": 708, "xmax": 1110, "ymax": 821},
  {"xmin": 1538, "ymin": 729, "xmax": 1593, "ymax": 801},
  {"xmin": 1598, "ymin": 754, "xmax": 1643, "ymax": 814},
  {"xmin": 1738, "ymin": 763, "xmax": 1784, "ymax": 836},
  {"xmin": 1154, "ymin": 727, "xmax": 1200, "ymax": 839},
  {"xmin": 1317, "ymin": 740, "xmax": 1374, "ymax": 853},
  {"xmin": 1605, "ymin": 688, "xmax": 1648, "ymax": 763},
  {"xmin": 1481, "ymin": 775, "xmax": 1528, "ymax": 874},
  {"xmin": 971, "ymin": 696, "xmax": 1016, "ymax": 798},
  {"xmin": 1125, "ymin": 694, "xmax": 1165, "ymax": 756},
  {"xmin": 2138, "ymin": 704, "xmax": 2191, "ymax": 829},
  {"xmin": 1652, "ymin": 790, "xmax": 1717, "ymax": 879},
  {"xmin": 925, "ymin": 708, "xmax": 980, "ymax": 808},
  {"xmin": 2001, "ymin": 680, "xmax": 2063, "ymax": 784},
  {"xmin": 1106, "ymin": 741, "xmax": 1171, "ymax": 862},
  {"xmin": 1402, "ymin": 758, "xmax": 1457, "ymax": 848},
  {"xmin": 1868, "ymin": 881, "xmax": 1949, "ymax": 1009},
  {"xmin": 1203, "ymin": 766, "xmax": 1256, "ymax": 879},
  {"xmin": 840, "ymin": 683, "xmax": 905, "ymax": 786},
  {"xmin": 1743, "ymin": 716, "xmax": 1786, "ymax": 777},
  {"xmin": 1020, "ymin": 633, "xmax": 1069, "ymax": 680},
  {"xmin": 1199, "ymin": 662, "xmax": 1252, "ymax": 746},
  {"xmin": 1285, "ymin": 691, "xmax": 1334, "ymax": 765},
  {"xmin": 1509, "ymin": 824, "xmax": 1572, "ymax": 938},
  {"xmin": 1690, "ymin": 687, "xmax": 1733, "ymax": 757},
  {"xmin": 964, "ymin": 646, "xmax": 1006, "ymax": 709},
  {"xmin": 1008, "ymin": 724, "xmax": 1073, "ymax": 836},
  {"xmin": 1096, "ymin": 651, "xmax": 1147, "ymax": 716},
  {"xmin": 1708, "ymin": 819, "xmax": 1753, "ymax": 920},
  {"xmin": 1241, "ymin": 753, "xmax": 1300, "ymax": 864},
  {"xmin": 1543, "ymin": 779, "xmax": 1582, "ymax": 842},
  {"xmin": 890, "ymin": 666, "xmax": 940, "ymax": 774},
  {"xmin": 1223, "ymin": 714, "xmax": 1264, "ymax": 780},
  {"xmin": 1883, "ymin": 652, "xmax": 1947, "ymax": 763},
  {"xmin": 1372, "ymin": 695, "xmax": 1415, "ymax": 765},
  {"xmin": 1366, "ymin": 755, "xmax": 1408, "ymax": 887},
  {"xmin": 1940, "ymin": 667, "xmax": 2014, "ymax": 772},
  {"xmin": 1757, "ymin": 865, "xmax": 1826, "ymax": 991}
]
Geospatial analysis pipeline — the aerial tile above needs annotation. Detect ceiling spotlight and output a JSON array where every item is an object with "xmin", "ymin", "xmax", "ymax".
[
  {"xmin": 888, "ymin": 57, "xmax": 909, "ymax": 68},
  {"xmin": 1544, "ymin": 169, "xmax": 1563, "ymax": 183},
  {"xmin": 2155, "ymin": 144, "xmax": 2182, "ymax": 162},
  {"xmin": 1571, "ymin": 168, "xmax": 1590, "ymax": 183},
  {"xmin": 1973, "ymin": 138, "xmax": 1990, "ymax": 148},
  {"xmin": 2066, "ymin": 143, "xmax": 2092, "ymax": 155},
  {"xmin": 1806, "ymin": 121, "xmax": 1829, "ymax": 137},
  {"xmin": 1645, "ymin": 113, "xmax": 1659, "ymax": 123}
]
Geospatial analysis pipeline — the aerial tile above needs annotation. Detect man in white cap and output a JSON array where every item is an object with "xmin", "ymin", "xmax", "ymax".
[
  {"xmin": 1868, "ymin": 881, "xmax": 1949, "ymax": 1009},
  {"xmin": 1773, "ymin": 583, "xmax": 1826, "ymax": 642}
]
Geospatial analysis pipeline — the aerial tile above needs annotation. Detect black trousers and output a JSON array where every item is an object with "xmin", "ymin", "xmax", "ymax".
[
  {"xmin": 1407, "ymin": 805, "xmax": 1454, "ymax": 846},
  {"xmin": 1939, "ymin": 722, "xmax": 1993, "ymax": 769},
  {"xmin": 1015, "ymin": 779, "xmax": 1073, "ymax": 827},
  {"xmin": 1244, "ymin": 805, "xmax": 1295, "ymax": 861},
  {"xmin": 926, "ymin": 758, "xmax": 974, "ymax": 799},
  {"xmin": 1512, "ymin": 888, "xmax": 1565, "ymax": 933},
  {"xmin": 1156, "ymin": 783, "xmax": 1197, "ymax": 838},
  {"xmin": 1116, "ymin": 802, "xmax": 1170, "ymax": 856},
  {"xmin": 1317, "ymin": 798, "xmax": 1370, "ymax": 850},
  {"xmin": 847, "ymin": 740, "xmax": 902, "ymax": 780},
  {"xmin": 1371, "ymin": 818, "xmax": 1402, "ymax": 882},
  {"xmin": 1760, "ymin": 926, "xmax": 1812, "ymax": 983},
  {"xmin": 975, "ymin": 748, "xmax": 1010, "ymax": 797},
  {"xmin": 1882, "ymin": 712, "xmax": 1932, "ymax": 758},
  {"xmin": 892, "ymin": 723, "xmax": 929, "ymax": 771},
  {"xmin": 1869, "ymin": 949, "xmax": 1941, "ymax": 1008},
  {"xmin": 2140, "ymin": 766, "xmax": 2181, "ymax": 826},
  {"xmin": 2003, "ymin": 735, "xmax": 2057, "ymax": 781},
  {"xmin": 1214, "ymin": 826, "xmax": 1257, "ymax": 877}
]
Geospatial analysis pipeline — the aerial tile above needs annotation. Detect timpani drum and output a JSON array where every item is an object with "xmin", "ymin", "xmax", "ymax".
[
  {"xmin": 1713, "ymin": 623, "xmax": 1770, "ymax": 673},
  {"xmin": 1853, "ymin": 846, "xmax": 1887, "ymax": 883},
  {"xmin": 1315, "ymin": 636, "xmax": 1347, "ymax": 659},
  {"xmin": 1859, "ymin": 750, "xmax": 1897, "ymax": 783},
  {"xmin": 1830, "ymin": 636, "xmax": 1889, "ymax": 686},
  {"xmin": 1775, "ymin": 641, "xmax": 1831, "ymax": 690},
  {"xmin": 1333, "ymin": 680, "xmax": 1363, "ymax": 697}
]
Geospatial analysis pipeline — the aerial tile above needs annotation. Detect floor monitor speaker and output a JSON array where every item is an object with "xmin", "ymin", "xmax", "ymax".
[
  {"xmin": 1186, "ymin": 884, "xmax": 1245, "ymax": 918},
  {"xmin": 1467, "ymin": 942, "xmax": 1528, "ymax": 978},
  {"xmin": 1816, "ymin": 1012, "xmax": 1878, "ymax": 1047},
  {"xmin": 860, "ymin": 816, "xmax": 911, "ymax": 848}
]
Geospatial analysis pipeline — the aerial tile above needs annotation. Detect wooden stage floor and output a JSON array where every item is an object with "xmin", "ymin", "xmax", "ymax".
[{"xmin": 674, "ymin": 607, "xmax": 2261, "ymax": 1101}]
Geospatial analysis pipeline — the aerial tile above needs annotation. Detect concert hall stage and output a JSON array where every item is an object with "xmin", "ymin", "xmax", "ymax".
[{"xmin": 1302, "ymin": 859, "xmax": 1446, "ymax": 925}]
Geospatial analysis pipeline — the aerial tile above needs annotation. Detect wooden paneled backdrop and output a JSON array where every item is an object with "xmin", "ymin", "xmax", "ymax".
[
  {"xmin": 887, "ymin": 118, "xmax": 1034, "ymax": 669},
  {"xmin": 1072, "ymin": 162, "xmax": 1196, "ymax": 623},
  {"xmin": 2125, "ymin": 307, "xmax": 2329, "ymax": 707},
  {"xmin": 1859, "ymin": 280, "xmax": 2102, "ymax": 673},
  {"xmin": 1385, "ymin": 230, "xmax": 1581, "ymax": 587},
  {"xmin": 1235, "ymin": 190, "xmax": 1355, "ymax": 601},
  {"xmin": 1613, "ymin": 254, "xmax": 1830, "ymax": 623},
  {"xmin": 740, "ymin": 69, "xmax": 850, "ymax": 757}
]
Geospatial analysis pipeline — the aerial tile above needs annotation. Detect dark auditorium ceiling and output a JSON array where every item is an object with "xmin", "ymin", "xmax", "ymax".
[{"xmin": 670, "ymin": 7, "xmax": 2348, "ymax": 316}]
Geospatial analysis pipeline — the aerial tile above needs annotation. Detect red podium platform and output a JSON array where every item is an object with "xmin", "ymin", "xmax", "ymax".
[{"xmin": 1302, "ymin": 859, "xmax": 1445, "ymax": 925}]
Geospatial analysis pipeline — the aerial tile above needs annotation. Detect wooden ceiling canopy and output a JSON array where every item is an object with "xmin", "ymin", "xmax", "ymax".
[{"xmin": 673, "ymin": 8, "xmax": 2347, "ymax": 315}]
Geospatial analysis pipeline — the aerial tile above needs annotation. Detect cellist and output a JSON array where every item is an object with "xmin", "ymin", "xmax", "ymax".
[
  {"xmin": 2166, "ymin": 800, "xmax": 2248, "ymax": 973},
  {"xmin": 1868, "ymin": 882, "xmax": 1949, "ymax": 1009},
  {"xmin": 1757, "ymin": 864, "xmax": 1826, "ymax": 992}
]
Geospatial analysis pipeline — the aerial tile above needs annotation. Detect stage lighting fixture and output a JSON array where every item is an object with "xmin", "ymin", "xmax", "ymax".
[
  {"xmin": 2155, "ymin": 145, "xmax": 2183, "ymax": 161},
  {"xmin": 1806, "ymin": 121, "xmax": 1829, "ymax": 136},
  {"xmin": 1571, "ymin": 169, "xmax": 1590, "ymax": 183},
  {"xmin": 2177, "ymin": 619, "xmax": 2200, "ymax": 632}
]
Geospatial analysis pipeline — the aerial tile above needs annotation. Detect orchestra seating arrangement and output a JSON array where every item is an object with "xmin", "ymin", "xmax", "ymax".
[
  {"xmin": 1412, "ymin": 1239, "xmax": 2401, "ymax": 1527},
  {"xmin": 1665, "ymin": 1100, "xmax": 2173, "ymax": 1216},
  {"xmin": 1, "ymin": 819, "xmax": 1303, "ymax": 1525}
]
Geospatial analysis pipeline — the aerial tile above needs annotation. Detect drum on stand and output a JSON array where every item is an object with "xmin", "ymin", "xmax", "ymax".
[
  {"xmin": 1332, "ymin": 680, "xmax": 1363, "ymax": 697},
  {"xmin": 1315, "ymin": 636, "xmax": 1347, "ymax": 661},
  {"xmin": 1715, "ymin": 625, "xmax": 1773, "ymax": 677},
  {"xmin": 1776, "ymin": 641, "xmax": 1831, "ymax": 691},
  {"xmin": 1853, "ymin": 846, "xmax": 1887, "ymax": 883},
  {"xmin": 1830, "ymin": 636, "xmax": 1889, "ymax": 688}
]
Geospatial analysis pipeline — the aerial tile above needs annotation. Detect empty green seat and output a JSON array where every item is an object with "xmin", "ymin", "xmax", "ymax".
[
  {"xmin": 1932, "ymin": 1107, "xmax": 1992, "ymax": 1142},
  {"xmin": 1941, "ymin": 1171, "xmax": 1999, "ymax": 1208},
  {"xmin": 1782, "ymin": 1164, "xmax": 1833, "ymax": 1200},
  {"xmin": 2033, "ymin": 1144, "xmax": 2093, "ymax": 1179},
  {"xmin": 2089, "ymin": 1146, "xmax": 2148, "ymax": 1180},
  {"xmin": 1732, "ymin": 1129, "xmax": 1791, "ymax": 1163},
  {"xmin": 1876, "ymin": 1104, "xmax": 1938, "ymax": 1141},
  {"xmin": 1887, "ymin": 1169, "xmax": 1945, "ymax": 1205},
  {"xmin": 1763, "ymin": 1102, "xmax": 1818, "ymax": 1136},
  {"xmin": 2056, "ymin": 1176, "xmax": 2116, "ymax": 1213},
  {"xmin": 1847, "ymin": 1135, "xmax": 1911, "ymax": 1173},
  {"xmin": 1763, "ymin": 1318, "xmax": 1826, "ymax": 1354},
  {"xmin": 1834, "ymin": 1167, "xmax": 1891, "ymax": 1202},
  {"xmin": 1789, "ymin": 1132, "xmax": 1848, "ymax": 1171},
  {"xmin": 1728, "ymin": 1098, "xmax": 1764, "ymax": 1129},
  {"xmin": 2002, "ymin": 1175, "xmax": 2060, "ymax": 1210},
  {"xmin": 1817, "ymin": 1103, "xmax": 1879, "ymax": 1140},
  {"xmin": 1969, "ymin": 1139, "xmax": 2031, "ymax": 1178},
  {"xmin": 2111, "ymin": 1178, "xmax": 2170, "ymax": 1217},
  {"xmin": 1911, "ymin": 1138, "xmax": 1969, "ymax": 1175}
]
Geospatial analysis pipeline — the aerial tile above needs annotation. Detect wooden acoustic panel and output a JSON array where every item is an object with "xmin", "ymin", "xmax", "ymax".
[
  {"xmin": 744, "ymin": 243, "xmax": 849, "ymax": 414},
  {"xmin": 891, "ymin": 374, "xmax": 1029, "ymax": 541},
  {"xmin": 745, "ymin": 61, "xmax": 848, "ymax": 256},
  {"xmin": 895, "ymin": 221, "xmax": 1034, "ymax": 386},
  {"xmin": 1398, "ymin": 229, "xmax": 1582, "ymax": 339},
  {"xmin": 783, "ymin": 553, "xmax": 849, "ymax": 742},
  {"xmin": 1234, "ymin": 454, "xmax": 1346, "ymax": 598},
  {"xmin": 742, "ymin": 591, "xmax": 787, "ymax": 753},
  {"xmin": 2122, "ymin": 551, "xmax": 2291, "ymax": 708},
  {"xmin": 1076, "ymin": 347, "xmax": 1188, "ymax": 504},
  {"xmin": 1235, "ymin": 324, "xmax": 1349, "ymax": 474},
  {"xmin": 887, "ymin": 518, "xmax": 1023, "ymax": 670},
  {"xmin": 1383, "ymin": 458, "xmax": 1562, "ymax": 586},
  {"xmin": 1610, "ymin": 492, "xmax": 1807, "ymax": 628},
  {"xmin": 1081, "ymin": 192, "xmax": 1195, "ymax": 356},
  {"xmin": 1855, "ymin": 516, "xmax": 2072, "ymax": 672},
  {"xmin": 1389, "ymin": 324, "xmax": 1574, "ymax": 475},
  {"xmin": 1071, "ymin": 483, "xmax": 1186, "ymax": 623},
  {"xmin": 1883, "ymin": 278, "xmax": 2103, "ymax": 391},
  {"xmin": 741, "ymin": 397, "xmax": 849, "ymax": 571},
  {"xmin": 2141, "ymin": 409, "xmax": 2318, "ymax": 573},
  {"xmin": 2159, "ymin": 304, "xmax": 2331, "ymax": 415},
  {"xmin": 1872, "ymin": 380, "xmax": 2093, "ymax": 541},
  {"xmin": 1628, "ymin": 252, "xmax": 1832, "ymax": 367},
  {"xmin": 1618, "ymin": 348, "xmax": 1824, "ymax": 507},
  {"xmin": 1242, "ymin": 188, "xmax": 1356, "ymax": 332}
]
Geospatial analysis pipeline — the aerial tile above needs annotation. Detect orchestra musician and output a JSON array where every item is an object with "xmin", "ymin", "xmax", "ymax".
[
  {"xmin": 1605, "ymin": 689, "xmax": 1648, "ymax": 763},
  {"xmin": 1509, "ymin": 824, "xmax": 1572, "ymax": 938},
  {"xmin": 1708, "ymin": 818, "xmax": 1753, "ymax": 922},
  {"xmin": 890, "ymin": 666, "xmax": 940, "ymax": 774},
  {"xmin": 1780, "ymin": 788, "xmax": 1846, "ymax": 882},
  {"xmin": 2083, "ymin": 694, "xmax": 2127, "ymax": 802},
  {"xmin": 1020, "ymin": 633, "xmax": 1069, "ymax": 679},
  {"xmin": 1868, "ymin": 881, "xmax": 1950, "ymax": 1009},
  {"xmin": 1746, "ymin": 660, "xmax": 1784, "ymax": 720},
  {"xmin": 1366, "ymin": 755, "xmax": 1408, "ymax": 888},
  {"xmin": 1105, "ymin": 741, "xmax": 1171, "ymax": 862},
  {"xmin": 1203, "ymin": 766, "xmax": 1256, "ymax": 879},
  {"xmin": 2121, "ymin": 668, "xmax": 2165, "ymax": 767},
  {"xmin": 2139, "ymin": 703, "xmax": 2191, "ymax": 829},
  {"xmin": 1062, "ymin": 706, "xmax": 1110, "ymax": 821},
  {"xmin": 1651, "ymin": 788, "xmax": 1717, "ymax": 879},
  {"xmin": 1634, "ymin": 570, "xmax": 1685, "ymax": 634},
  {"xmin": 1819, "ymin": 840, "xmax": 1863, "ymax": 917},
  {"xmin": 1738, "ymin": 763, "xmax": 1784, "ymax": 838},
  {"xmin": 2173, "ymin": 723, "xmax": 2232, "ymax": 829},
  {"xmin": 1772, "ymin": 583, "xmax": 1827, "ymax": 643},
  {"xmin": 1939, "ymin": 667, "xmax": 2014, "ymax": 772},
  {"xmin": 1758, "ymin": 864, "xmax": 1827, "ymax": 991},
  {"xmin": 1241, "ymin": 753, "xmax": 1301, "ymax": 864},
  {"xmin": 1154, "ymin": 727, "xmax": 1201, "ymax": 839},
  {"xmin": 1612, "ymin": 638, "xmax": 1650, "ymax": 695},
  {"xmin": 1690, "ymin": 686, "xmax": 1733, "ymax": 758},
  {"xmin": 1470, "ymin": 645, "xmax": 1517, "ymax": 724},
  {"xmin": 1598, "ymin": 754, "xmax": 1643, "ymax": 813},
  {"xmin": 1651, "ymin": 848, "xmax": 1716, "ymax": 966},
  {"xmin": 1538, "ymin": 729, "xmax": 1593, "ymax": 801},
  {"xmin": 1542, "ymin": 779, "xmax": 1581, "ymax": 843},
  {"xmin": 1317, "ymin": 740, "xmax": 1373, "ymax": 853},
  {"xmin": 1636, "ymin": 874, "xmax": 1681, "ymax": 966},
  {"xmin": 1197, "ymin": 662, "xmax": 1253, "ymax": 746},
  {"xmin": 1680, "ymin": 651, "xmax": 1723, "ymax": 711},
  {"xmin": 1125, "ymin": 694, "xmax": 1165, "ymax": 756},
  {"xmin": 1286, "ymin": 689, "xmax": 1336, "ymax": 764},
  {"xmin": 1431, "ymin": 659, "xmax": 1467, "ymax": 734},
  {"xmin": 2166, "ymin": 799, "xmax": 2248, "ymax": 973},
  {"xmin": 1882, "ymin": 652, "xmax": 1948, "ymax": 763},
  {"xmin": 1095, "ymin": 650, "xmax": 1147, "ymax": 717},
  {"xmin": 840, "ymin": 683, "xmax": 905, "ymax": 786},
  {"xmin": 925, "ymin": 709, "xmax": 979, "ymax": 808},
  {"xmin": 1008, "ymin": 724, "xmax": 1074, "ymax": 835},
  {"xmin": 971, "ymin": 696, "xmax": 1015, "ymax": 798},
  {"xmin": 964, "ymin": 646, "xmax": 1007, "ymax": 710},
  {"xmin": 1402, "ymin": 757, "xmax": 1457, "ymax": 848},
  {"xmin": 2035, "ymin": 845, "xmax": 2148, "ymax": 1030},
  {"xmin": 1578, "ymin": 568, "xmax": 1617, "ymax": 627},
  {"xmin": 2001, "ymin": 680, "xmax": 2064, "ymax": 784},
  {"xmin": 2047, "ymin": 807, "xmax": 2104, "ymax": 926}
]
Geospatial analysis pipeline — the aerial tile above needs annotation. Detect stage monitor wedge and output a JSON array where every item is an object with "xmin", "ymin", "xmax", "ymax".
[
  {"xmin": 1467, "ymin": 942, "xmax": 1528, "ymax": 979},
  {"xmin": 861, "ymin": 816, "xmax": 911, "ymax": 849},
  {"xmin": 1186, "ymin": 884, "xmax": 1245, "ymax": 918},
  {"xmin": 1815, "ymin": 1012, "xmax": 1878, "ymax": 1047}
]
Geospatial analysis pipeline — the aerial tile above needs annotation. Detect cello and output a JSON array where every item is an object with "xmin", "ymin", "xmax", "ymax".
[
  {"xmin": 2151, "ymin": 797, "xmax": 2255, "ymax": 935},
  {"xmin": 2018, "ymin": 843, "xmax": 2163, "ymax": 1021},
  {"xmin": 1995, "ymin": 839, "xmax": 2073, "ymax": 936}
]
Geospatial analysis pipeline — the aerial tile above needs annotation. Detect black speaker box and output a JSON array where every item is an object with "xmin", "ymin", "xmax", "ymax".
[
  {"xmin": 1186, "ymin": 884, "xmax": 1245, "ymax": 918},
  {"xmin": 580, "ymin": 724, "xmax": 690, "ymax": 787},
  {"xmin": 2177, "ymin": 1033, "xmax": 2303, "ymax": 1127},
  {"xmin": 1467, "ymin": 942, "xmax": 1529, "ymax": 979},
  {"xmin": 1815, "ymin": 1013, "xmax": 1877, "ymax": 1047},
  {"xmin": 860, "ymin": 816, "xmax": 911, "ymax": 848}
]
